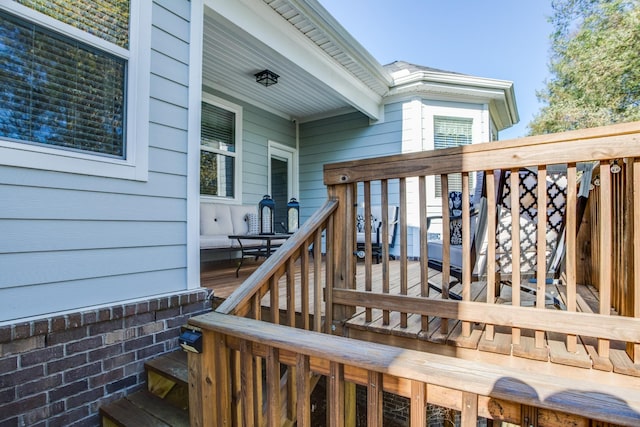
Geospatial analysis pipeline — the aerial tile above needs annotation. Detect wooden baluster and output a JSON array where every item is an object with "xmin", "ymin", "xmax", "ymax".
[
  {"xmin": 419, "ymin": 175, "xmax": 429, "ymax": 332},
  {"xmin": 381, "ymin": 180, "xmax": 391, "ymax": 326},
  {"xmin": 231, "ymin": 349, "xmax": 241, "ymax": 425},
  {"xmin": 461, "ymin": 391, "xmax": 478, "ymax": 427},
  {"xmin": 597, "ymin": 162, "xmax": 612, "ymax": 368},
  {"xmin": 252, "ymin": 295, "xmax": 263, "ymax": 426},
  {"xmin": 510, "ymin": 169, "xmax": 521, "ymax": 346},
  {"xmin": 364, "ymin": 181, "xmax": 373, "ymax": 322},
  {"xmin": 287, "ymin": 256, "xmax": 296, "ymax": 327},
  {"xmin": 325, "ymin": 214, "xmax": 335, "ymax": 334},
  {"xmin": 296, "ymin": 354, "xmax": 311, "ymax": 427},
  {"xmin": 623, "ymin": 158, "xmax": 631, "ymax": 317},
  {"xmin": 367, "ymin": 371, "xmax": 383, "ymax": 426},
  {"xmin": 631, "ymin": 158, "xmax": 640, "ymax": 363},
  {"xmin": 240, "ymin": 339, "xmax": 255, "ymax": 427},
  {"xmin": 613, "ymin": 162, "xmax": 623, "ymax": 314},
  {"xmin": 410, "ymin": 380, "xmax": 426, "ymax": 426},
  {"xmin": 301, "ymin": 243, "xmax": 310, "ymax": 330},
  {"xmin": 214, "ymin": 331, "xmax": 231, "ymax": 426},
  {"xmin": 566, "ymin": 164, "xmax": 578, "ymax": 352},
  {"xmin": 441, "ymin": 174, "xmax": 450, "ymax": 335},
  {"xmin": 270, "ymin": 275, "xmax": 279, "ymax": 325},
  {"xmin": 535, "ymin": 165, "xmax": 547, "ymax": 349},
  {"xmin": 461, "ymin": 171, "xmax": 471, "ymax": 338},
  {"xmin": 266, "ymin": 346, "xmax": 281, "ymax": 427},
  {"xmin": 485, "ymin": 170, "xmax": 497, "ymax": 341},
  {"xmin": 328, "ymin": 361, "xmax": 345, "ymax": 427},
  {"xmin": 287, "ymin": 363, "xmax": 297, "ymax": 424},
  {"xmin": 314, "ymin": 228, "xmax": 323, "ymax": 332},
  {"xmin": 400, "ymin": 177, "xmax": 408, "ymax": 328}
]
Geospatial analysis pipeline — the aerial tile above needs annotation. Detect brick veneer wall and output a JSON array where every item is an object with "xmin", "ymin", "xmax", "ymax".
[{"xmin": 0, "ymin": 289, "xmax": 211, "ymax": 427}]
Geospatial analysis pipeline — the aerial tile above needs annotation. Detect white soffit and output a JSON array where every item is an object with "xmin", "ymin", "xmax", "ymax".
[{"xmin": 202, "ymin": 0, "xmax": 390, "ymax": 121}]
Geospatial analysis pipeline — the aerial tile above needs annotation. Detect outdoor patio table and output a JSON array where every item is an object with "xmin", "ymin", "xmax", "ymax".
[{"xmin": 229, "ymin": 233, "xmax": 292, "ymax": 277}]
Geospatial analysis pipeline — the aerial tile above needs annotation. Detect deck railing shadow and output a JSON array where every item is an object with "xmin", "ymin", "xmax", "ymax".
[{"xmin": 189, "ymin": 121, "xmax": 640, "ymax": 426}]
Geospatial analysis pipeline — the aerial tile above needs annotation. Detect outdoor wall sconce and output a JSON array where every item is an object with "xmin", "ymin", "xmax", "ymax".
[
  {"xmin": 255, "ymin": 69, "xmax": 279, "ymax": 87},
  {"xmin": 287, "ymin": 198, "xmax": 300, "ymax": 233},
  {"xmin": 259, "ymin": 194, "xmax": 275, "ymax": 234}
]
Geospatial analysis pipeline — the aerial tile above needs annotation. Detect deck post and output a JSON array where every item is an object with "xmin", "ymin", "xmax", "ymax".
[
  {"xmin": 188, "ymin": 350, "xmax": 204, "ymax": 427},
  {"xmin": 327, "ymin": 182, "xmax": 357, "ymax": 333}
]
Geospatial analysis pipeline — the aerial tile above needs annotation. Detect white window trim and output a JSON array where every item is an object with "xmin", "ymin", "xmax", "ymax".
[
  {"xmin": 200, "ymin": 94, "xmax": 243, "ymax": 203},
  {"xmin": 0, "ymin": 0, "xmax": 151, "ymax": 181}
]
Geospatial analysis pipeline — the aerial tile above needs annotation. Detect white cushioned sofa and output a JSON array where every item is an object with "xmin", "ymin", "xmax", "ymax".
[{"xmin": 200, "ymin": 203, "xmax": 261, "ymax": 251}]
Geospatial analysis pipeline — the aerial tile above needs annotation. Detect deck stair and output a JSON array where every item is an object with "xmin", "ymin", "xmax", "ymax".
[{"xmin": 100, "ymin": 350, "xmax": 190, "ymax": 427}]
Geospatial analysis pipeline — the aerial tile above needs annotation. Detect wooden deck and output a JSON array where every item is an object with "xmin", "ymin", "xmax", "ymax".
[{"xmin": 201, "ymin": 257, "xmax": 640, "ymax": 385}]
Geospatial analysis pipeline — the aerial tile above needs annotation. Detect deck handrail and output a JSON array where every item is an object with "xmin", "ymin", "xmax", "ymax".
[
  {"xmin": 323, "ymin": 121, "xmax": 640, "ymax": 184},
  {"xmin": 320, "ymin": 121, "xmax": 640, "ymax": 373},
  {"xmin": 188, "ymin": 311, "xmax": 640, "ymax": 426},
  {"xmin": 216, "ymin": 199, "xmax": 338, "ymax": 324}
]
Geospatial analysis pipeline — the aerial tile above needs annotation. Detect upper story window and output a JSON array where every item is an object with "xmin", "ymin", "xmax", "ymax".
[
  {"xmin": 0, "ymin": 1, "xmax": 151, "ymax": 181},
  {"xmin": 200, "ymin": 97, "xmax": 242, "ymax": 199},
  {"xmin": 434, "ymin": 116, "xmax": 473, "ymax": 197}
]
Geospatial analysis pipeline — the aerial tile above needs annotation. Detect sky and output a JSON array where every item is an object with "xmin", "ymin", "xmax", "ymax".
[{"xmin": 318, "ymin": 0, "xmax": 554, "ymax": 140}]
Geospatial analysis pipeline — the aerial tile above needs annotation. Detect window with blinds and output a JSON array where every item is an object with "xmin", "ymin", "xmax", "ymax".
[
  {"xmin": 0, "ymin": 8, "xmax": 126, "ymax": 158},
  {"xmin": 14, "ymin": 0, "xmax": 129, "ymax": 48},
  {"xmin": 434, "ymin": 117, "xmax": 473, "ymax": 197},
  {"xmin": 201, "ymin": 102, "xmax": 236, "ymax": 198}
]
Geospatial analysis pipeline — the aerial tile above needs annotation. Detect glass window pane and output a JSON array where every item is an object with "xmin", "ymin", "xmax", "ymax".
[
  {"xmin": 0, "ymin": 10, "xmax": 126, "ymax": 157},
  {"xmin": 200, "ymin": 151, "xmax": 235, "ymax": 198},
  {"xmin": 201, "ymin": 102, "xmax": 235, "ymax": 153},
  {"xmin": 14, "ymin": 0, "xmax": 129, "ymax": 48},
  {"xmin": 434, "ymin": 117, "xmax": 472, "ymax": 197}
]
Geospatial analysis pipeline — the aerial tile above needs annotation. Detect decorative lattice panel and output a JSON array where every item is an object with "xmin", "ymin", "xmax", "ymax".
[{"xmin": 495, "ymin": 169, "xmax": 567, "ymax": 276}]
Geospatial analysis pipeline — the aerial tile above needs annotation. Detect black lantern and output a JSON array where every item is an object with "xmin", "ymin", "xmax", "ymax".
[
  {"xmin": 259, "ymin": 195, "xmax": 275, "ymax": 234},
  {"xmin": 255, "ymin": 69, "xmax": 279, "ymax": 87},
  {"xmin": 287, "ymin": 198, "xmax": 300, "ymax": 233}
]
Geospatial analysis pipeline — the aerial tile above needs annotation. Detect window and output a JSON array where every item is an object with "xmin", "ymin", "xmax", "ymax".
[
  {"xmin": 0, "ymin": 1, "xmax": 151, "ymax": 181},
  {"xmin": 200, "ymin": 99, "xmax": 241, "ymax": 199},
  {"xmin": 434, "ymin": 116, "xmax": 473, "ymax": 197},
  {"xmin": 0, "ymin": 10, "xmax": 126, "ymax": 158}
]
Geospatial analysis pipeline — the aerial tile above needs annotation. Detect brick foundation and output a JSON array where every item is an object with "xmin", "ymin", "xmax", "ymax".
[{"xmin": 0, "ymin": 289, "xmax": 211, "ymax": 427}]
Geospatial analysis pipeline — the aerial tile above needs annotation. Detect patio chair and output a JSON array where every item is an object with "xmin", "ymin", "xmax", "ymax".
[
  {"xmin": 427, "ymin": 164, "xmax": 594, "ymax": 309},
  {"xmin": 426, "ymin": 170, "xmax": 489, "ymax": 283},
  {"xmin": 356, "ymin": 205, "xmax": 399, "ymax": 263}
]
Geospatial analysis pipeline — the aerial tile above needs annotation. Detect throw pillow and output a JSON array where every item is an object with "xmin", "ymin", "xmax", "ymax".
[{"xmin": 246, "ymin": 213, "xmax": 260, "ymax": 235}]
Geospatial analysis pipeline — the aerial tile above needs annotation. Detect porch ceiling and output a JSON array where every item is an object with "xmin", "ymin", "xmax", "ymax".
[{"xmin": 202, "ymin": 1, "xmax": 389, "ymax": 123}]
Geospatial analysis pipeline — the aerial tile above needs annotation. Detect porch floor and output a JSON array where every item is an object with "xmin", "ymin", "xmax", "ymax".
[{"xmin": 200, "ymin": 257, "xmax": 640, "ymax": 388}]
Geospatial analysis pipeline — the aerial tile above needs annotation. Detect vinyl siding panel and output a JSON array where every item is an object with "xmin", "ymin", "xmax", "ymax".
[
  {"xmin": 0, "ymin": 0, "xmax": 193, "ymax": 321},
  {"xmin": 1, "ymin": 246, "xmax": 185, "ymax": 288},
  {"xmin": 299, "ymin": 104, "xmax": 403, "ymax": 217},
  {"xmin": 0, "ymin": 167, "xmax": 186, "ymax": 199},
  {"xmin": 2, "ymin": 269, "xmax": 185, "ymax": 321},
  {"xmin": 1, "ymin": 220, "xmax": 184, "ymax": 253}
]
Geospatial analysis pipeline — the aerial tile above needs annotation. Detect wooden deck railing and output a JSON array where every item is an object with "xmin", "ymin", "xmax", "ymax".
[
  {"xmin": 323, "ymin": 121, "xmax": 640, "ymax": 369},
  {"xmin": 216, "ymin": 198, "xmax": 338, "ymax": 332},
  {"xmin": 190, "ymin": 121, "xmax": 640, "ymax": 426},
  {"xmin": 188, "ymin": 311, "xmax": 640, "ymax": 426}
]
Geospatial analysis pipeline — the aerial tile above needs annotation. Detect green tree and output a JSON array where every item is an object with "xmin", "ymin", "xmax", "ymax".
[{"xmin": 529, "ymin": 0, "xmax": 640, "ymax": 135}]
